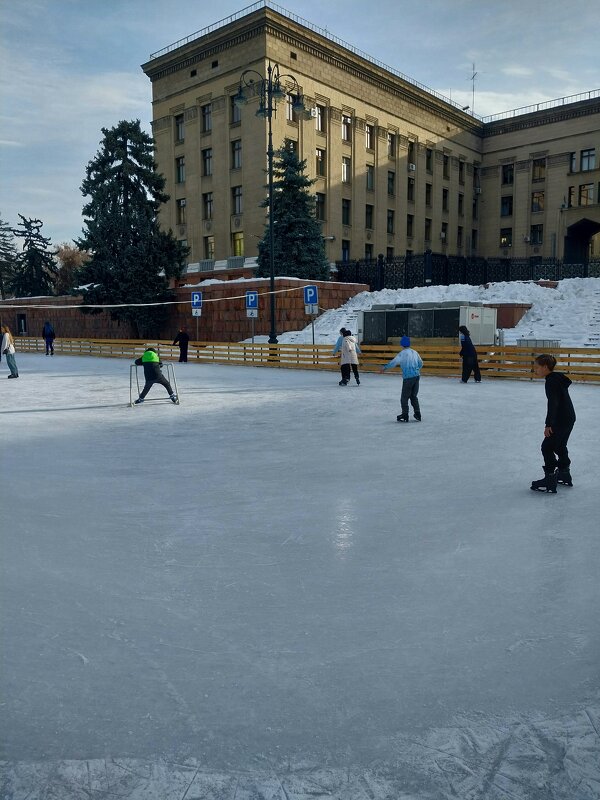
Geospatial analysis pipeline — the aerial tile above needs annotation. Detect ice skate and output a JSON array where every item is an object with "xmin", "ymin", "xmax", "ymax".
[
  {"xmin": 556, "ymin": 469, "xmax": 573, "ymax": 487},
  {"xmin": 396, "ymin": 414, "xmax": 409, "ymax": 422},
  {"xmin": 530, "ymin": 470, "xmax": 558, "ymax": 493},
  {"xmin": 339, "ymin": 380, "xmax": 348, "ymax": 386},
  {"xmin": 170, "ymin": 394, "xmax": 178, "ymax": 404},
  {"xmin": 414, "ymin": 414, "xmax": 421, "ymax": 421},
  {"xmin": 134, "ymin": 397, "xmax": 144, "ymax": 404}
]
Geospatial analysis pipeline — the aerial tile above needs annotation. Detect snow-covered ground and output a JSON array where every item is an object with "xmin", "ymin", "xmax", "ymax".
[{"xmin": 1, "ymin": 353, "xmax": 599, "ymax": 799}]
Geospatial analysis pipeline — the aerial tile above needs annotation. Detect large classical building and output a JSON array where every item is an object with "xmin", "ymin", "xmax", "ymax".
[{"xmin": 142, "ymin": 3, "xmax": 600, "ymax": 270}]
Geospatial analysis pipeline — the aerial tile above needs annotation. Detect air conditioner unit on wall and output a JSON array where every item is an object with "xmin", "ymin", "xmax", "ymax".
[
  {"xmin": 475, "ymin": 187, "xmax": 482, "ymax": 194},
  {"xmin": 523, "ymin": 235, "xmax": 530, "ymax": 243},
  {"xmin": 310, "ymin": 107, "xmax": 318, "ymax": 118},
  {"xmin": 408, "ymin": 163, "xmax": 416, "ymax": 171},
  {"xmin": 440, "ymin": 232, "xmax": 446, "ymax": 240}
]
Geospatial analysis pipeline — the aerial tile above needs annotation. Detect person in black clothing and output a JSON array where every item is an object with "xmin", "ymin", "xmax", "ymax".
[
  {"xmin": 458, "ymin": 325, "xmax": 481, "ymax": 382},
  {"xmin": 173, "ymin": 326, "xmax": 190, "ymax": 362},
  {"xmin": 42, "ymin": 320, "xmax": 55, "ymax": 355},
  {"xmin": 134, "ymin": 347, "xmax": 177, "ymax": 404},
  {"xmin": 530, "ymin": 354, "xmax": 576, "ymax": 492}
]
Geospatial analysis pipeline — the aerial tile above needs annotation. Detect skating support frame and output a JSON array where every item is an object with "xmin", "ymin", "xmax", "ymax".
[{"xmin": 129, "ymin": 363, "xmax": 180, "ymax": 407}]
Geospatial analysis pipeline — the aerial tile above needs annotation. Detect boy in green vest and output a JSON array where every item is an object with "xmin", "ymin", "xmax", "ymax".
[{"xmin": 134, "ymin": 347, "xmax": 177, "ymax": 404}]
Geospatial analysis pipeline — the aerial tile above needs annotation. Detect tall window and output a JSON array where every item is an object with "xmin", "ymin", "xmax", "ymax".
[
  {"xmin": 342, "ymin": 198, "xmax": 351, "ymax": 226},
  {"xmin": 386, "ymin": 247, "xmax": 394, "ymax": 260},
  {"xmin": 458, "ymin": 193, "xmax": 464, "ymax": 216},
  {"xmin": 365, "ymin": 243, "xmax": 374, "ymax": 260},
  {"xmin": 365, "ymin": 124, "xmax": 375, "ymax": 150},
  {"xmin": 500, "ymin": 228, "xmax": 512, "ymax": 247},
  {"xmin": 175, "ymin": 114, "xmax": 184, "ymax": 142},
  {"xmin": 201, "ymin": 104, "xmax": 212, "ymax": 133},
  {"xmin": 457, "ymin": 226, "xmax": 463, "ymax": 248},
  {"xmin": 581, "ymin": 148, "xmax": 595, "ymax": 171},
  {"xmin": 286, "ymin": 94, "xmax": 298, "ymax": 123},
  {"xmin": 365, "ymin": 204, "xmax": 374, "ymax": 229},
  {"xmin": 424, "ymin": 218, "xmax": 432, "ymax": 241},
  {"xmin": 316, "ymin": 148, "xmax": 326, "ymax": 177},
  {"xmin": 407, "ymin": 177, "xmax": 415, "ymax": 203},
  {"xmin": 442, "ymin": 188, "xmax": 449, "ymax": 212},
  {"xmin": 501, "ymin": 164, "xmax": 514, "ymax": 185},
  {"xmin": 176, "ymin": 198, "xmax": 186, "ymax": 225},
  {"xmin": 387, "ymin": 209, "xmax": 395, "ymax": 234},
  {"xmin": 315, "ymin": 105, "xmax": 326, "ymax": 133},
  {"xmin": 568, "ymin": 186, "xmax": 575, "ymax": 207},
  {"xmin": 530, "ymin": 224, "xmax": 543, "ymax": 245},
  {"xmin": 408, "ymin": 140, "xmax": 416, "ymax": 164},
  {"xmin": 341, "ymin": 114, "xmax": 352, "ymax": 142},
  {"xmin": 202, "ymin": 192, "xmax": 213, "ymax": 220},
  {"xmin": 315, "ymin": 193, "xmax": 326, "ymax": 221},
  {"xmin": 501, "ymin": 196, "xmax": 513, "ymax": 216},
  {"xmin": 532, "ymin": 158, "xmax": 546, "ymax": 182},
  {"xmin": 232, "ymin": 232, "xmax": 244, "ymax": 256},
  {"xmin": 366, "ymin": 164, "xmax": 375, "ymax": 192},
  {"xmin": 425, "ymin": 183, "xmax": 432, "ymax": 207},
  {"xmin": 231, "ymin": 139, "xmax": 242, "ymax": 170},
  {"xmin": 232, "ymin": 186, "xmax": 243, "ymax": 215},
  {"xmin": 458, "ymin": 160, "xmax": 465, "ymax": 185},
  {"xmin": 406, "ymin": 214, "xmax": 414, "ymax": 238},
  {"xmin": 472, "ymin": 229, "xmax": 478, "ymax": 252},
  {"xmin": 202, "ymin": 148, "xmax": 213, "ymax": 176},
  {"xmin": 388, "ymin": 132, "xmax": 396, "ymax": 158},
  {"xmin": 341, "ymin": 239, "xmax": 350, "ymax": 262},
  {"xmin": 579, "ymin": 183, "xmax": 594, "ymax": 206},
  {"xmin": 204, "ymin": 236, "xmax": 215, "ymax": 260},
  {"xmin": 426, "ymin": 148, "xmax": 433, "ymax": 172},
  {"xmin": 285, "ymin": 138, "xmax": 298, "ymax": 155},
  {"xmin": 230, "ymin": 96, "xmax": 241, "ymax": 124},
  {"xmin": 441, "ymin": 221, "xmax": 448, "ymax": 242},
  {"xmin": 387, "ymin": 170, "xmax": 395, "ymax": 196},
  {"xmin": 175, "ymin": 156, "xmax": 185, "ymax": 183},
  {"xmin": 342, "ymin": 157, "xmax": 351, "ymax": 184},
  {"xmin": 531, "ymin": 191, "xmax": 545, "ymax": 212},
  {"xmin": 443, "ymin": 154, "xmax": 450, "ymax": 180}
]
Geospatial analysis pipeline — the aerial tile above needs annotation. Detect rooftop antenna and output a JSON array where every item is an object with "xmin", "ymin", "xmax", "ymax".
[{"xmin": 469, "ymin": 62, "xmax": 477, "ymax": 114}]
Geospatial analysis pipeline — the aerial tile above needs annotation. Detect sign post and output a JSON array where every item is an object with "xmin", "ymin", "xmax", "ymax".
[
  {"xmin": 303, "ymin": 285, "xmax": 319, "ymax": 346},
  {"xmin": 245, "ymin": 290, "xmax": 259, "ymax": 343},
  {"xmin": 191, "ymin": 291, "xmax": 202, "ymax": 341}
]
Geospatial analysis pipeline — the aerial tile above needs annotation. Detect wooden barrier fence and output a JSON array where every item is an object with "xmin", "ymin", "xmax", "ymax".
[{"xmin": 14, "ymin": 337, "xmax": 600, "ymax": 383}]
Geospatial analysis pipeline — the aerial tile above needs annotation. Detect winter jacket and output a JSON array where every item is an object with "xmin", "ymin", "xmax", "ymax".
[
  {"xmin": 382, "ymin": 347, "xmax": 423, "ymax": 378},
  {"xmin": 135, "ymin": 350, "xmax": 165, "ymax": 381},
  {"xmin": 1, "ymin": 333, "xmax": 16, "ymax": 355},
  {"xmin": 459, "ymin": 333, "xmax": 477, "ymax": 358},
  {"xmin": 340, "ymin": 335, "xmax": 361, "ymax": 365},
  {"xmin": 173, "ymin": 331, "xmax": 190, "ymax": 347},
  {"xmin": 332, "ymin": 335, "xmax": 343, "ymax": 356},
  {"xmin": 544, "ymin": 371, "xmax": 576, "ymax": 428},
  {"xmin": 42, "ymin": 323, "xmax": 55, "ymax": 339}
]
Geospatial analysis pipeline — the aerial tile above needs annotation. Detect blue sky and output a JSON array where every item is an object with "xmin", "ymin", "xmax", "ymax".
[{"xmin": 1, "ymin": 0, "xmax": 597, "ymax": 245}]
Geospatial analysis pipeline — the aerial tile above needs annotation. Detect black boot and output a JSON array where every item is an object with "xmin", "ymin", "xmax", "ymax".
[
  {"xmin": 556, "ymin": 469, "xmax": 573, "ymax": 487},
  {"xmin": 396, "ymin": 414, "xmax": 409, "ymax": 422},
  {"xmin": 531, "ymin": 468, "xmax": 558, "ymax": 493}
]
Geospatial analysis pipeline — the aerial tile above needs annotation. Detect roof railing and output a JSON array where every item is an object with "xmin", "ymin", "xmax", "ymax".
[{"xmin": 481, "ymin": 89, "xmax": 600, "ymax": 123}]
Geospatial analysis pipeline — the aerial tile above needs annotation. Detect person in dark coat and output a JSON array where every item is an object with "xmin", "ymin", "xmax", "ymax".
[
  {"xmin": 172, "ymin": 326, "xmax": 190, "ymax": 363},
  {"xmin": 458, "ymin": 325, "xmax": 481, "ymax": 382},
  {"xmin": 134, "ymin": 347, "xmax": 177, "ymax": 404},
  {"xmin": 530, "ymin": 354, "xmax": 576, "ymax": 492},
  {"xmin": 42, "ymin": 320, "xmax": 55, "ymax": 355}
]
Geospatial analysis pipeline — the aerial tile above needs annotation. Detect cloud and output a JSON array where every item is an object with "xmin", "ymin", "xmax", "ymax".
[{"xmin": 501, "ymin": 66, "xmax": 534, "ymax": 77}]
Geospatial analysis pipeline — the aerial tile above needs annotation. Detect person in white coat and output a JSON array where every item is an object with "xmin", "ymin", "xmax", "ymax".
[
  {"xmin": 339, "ymin": 329, "xmax": 361, "ymax": 386},
  {"xmin": 1, "ymin": 326, "xmax": 19, "ymax": 378}
]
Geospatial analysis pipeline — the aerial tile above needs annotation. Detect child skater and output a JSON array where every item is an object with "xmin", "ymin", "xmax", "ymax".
[
  {"xmin": 380, "ymin": 335, "xmax": 423, "ymax": 421},
  {"xmin": 133, "ymin": 347, "xmax": 178, "ymax": 404},
  {"xmin": 530, "ymin": 354, "xmax": 576, "ymax": 492}
]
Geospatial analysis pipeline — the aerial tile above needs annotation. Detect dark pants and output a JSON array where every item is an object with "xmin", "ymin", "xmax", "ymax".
[
  {"xmin": 139, "ymin": 376, "xmax": 174, "ymax": 399},
  {"xmin": 401, "ymin": 376, "xmax": 420, "ymax": 417},
  {"xmin": 541, "ymin": 423, "xmax": 574, "ymax": 472},
  {"xmin": 340, "ymin": 364, "xmax": 360, "ymax": 383},
  {"xmin": 45, "ymin": 337, "xmax": 54, "ymax": 355},
  {"xmin": 178, "ymin": 345, "xmax": 188, "ymax": 363},
  {"xmin": 461, "ymin": 355, "xmax": 481, "ymax": 382}
]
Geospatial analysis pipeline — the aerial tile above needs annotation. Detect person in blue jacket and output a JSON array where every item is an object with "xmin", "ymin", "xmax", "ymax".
[
  {"xmin": 380, "ymin": 335, "xmax": 423, "ymax": 421},
  {"xmin": 459, "ymin": 325, "xmax": 481, "ymax": 382},
  {"xmin": 133, "ymin": 347, "xmax": 177, "ymax": 404}
]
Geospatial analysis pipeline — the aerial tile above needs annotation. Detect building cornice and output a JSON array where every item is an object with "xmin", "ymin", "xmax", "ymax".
[{"xmin": 483, "ymin": 100, "xmax": 600, "ymax": 137}]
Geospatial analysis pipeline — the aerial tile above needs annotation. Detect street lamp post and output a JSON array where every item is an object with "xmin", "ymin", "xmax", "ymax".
[{"xmin": 234, "ymin": 63, "xmax": 308, "ymax": 344}]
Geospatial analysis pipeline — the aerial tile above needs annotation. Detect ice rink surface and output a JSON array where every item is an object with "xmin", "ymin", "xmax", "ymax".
[{"xmin": 1, "ymin": 354, "xmax": 599, "ymax": 799}]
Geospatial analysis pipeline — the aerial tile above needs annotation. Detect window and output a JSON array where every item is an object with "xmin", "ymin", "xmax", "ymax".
[
  {"xmin": 175, "ymin": 156, "xmax": 185, "ymax": 183},
  {"xmin": 231, "ymin": 139, "xmax": 242, "ymax": 170},
  {"xmin": 387, "ymin": 247, "xmax": 394, "ymax": 260},
  {"xmin": 387, "ymin": 209, "xmax": 395, "ymax": 234},
  {"xmin": 458, "ymin": 161, "xmax": 465, "ymax": 185},
  {"xmin": 365, "ymin": 204, "xmax": 374, "ymax": 229},
  {"xmin": 366, "ymin": 164, "xmax": 375, "ymax": 192},
  {"xmin": 315, "ymin": 192, "xmax": 326, "ymax": 221},
  {"xmin": 425, "ymin": 183, "xmax": 432, "ymax": 207},
  {"xmin": 201, "ymin": 104, "xmax": 212, "ymax": 133},
  {"xmin": 341, "ymin": 240, "xmax": 350, "ymax": 262},
  {"xmin": 530, "ymin": 224, "xmax": 543, "ymax": 246},
  {"xmin": 426, "ymin": 148, "xmax": 433, "ymax": 172},
  {"xmin": 531, "ymin": 191, "xmax": 545, "ymax": 213},
  {"xmin": 443, "ymin": 154, "xmax": 450, "ymax": 180},
  {"xmin": 407, "ymin": 177, "xmax": 415, "ymax": 203},
  {"xmin": 285, "ymin": 139, "xmax": 298, "ymax": 154},
  {"xmin": 457, "ymin": 226, "xmax": 463, "ymax": 248},
  {"xmin": 342, "ymin": 198, "xmax": 351, "ymax": 226},
  {"xmin": 175, "ymin": 114, "xmax": 184, "ymax": 142},
  {"xmin": 204, "ymin": 236, "xmax": 215, "ymax": 260},
  {"xmin": 365, "ymin": 124, "xmax": 375, "ymax": 150},
  {"xmin": 176, "ymin": 198, "xmax": 186, "ymax": 225},
  {"xmin": 442, "ymin": 188, "xmax": 449, "ymax": 212},
  {"xmin": 387, "ymin": 170, "xmax": 395, "ymax": 196},
  {"xmin": 202, "ymin": 148, "xmax": 213, "ymax": 176},
  {"xmin": 581, "ymin": 148, "xmax": 596, "ymax": 171},
  {"xmin": 202, "ymin": 192, "xmax": 213, "ymax": 220},
  {"xmin": 532, "ymin": 158, "xmax": 546, "ymax": 182},
  {"xmin": 500, "ymin": 228, "xmax": 512, "ymax": 247},
  {"xmin": 315, "ymin": 148, "xmax": 326, "ymax": 177},
  {"xmin": 232, "ymin": 232, "xmax": 244, "ymax": 257},
  {"xmin": 342, "ymin": 157, "xmax": 352, "ymax": 184},
  {"xmin": 408, "ymin": 140, "xmax": 416, "ymax": 163},
  {"xmin": 365, "ymin": 243, "xmax": 374, "ymax": 260},
  {"xmin": 570, "ymin": 152, "xmax": 577, "ymax": 172},
  {"xmin": 501, "ymin": 164, "xmax": 514, "ymax": 185},
  {"xmin": 388, "ymin": 132, "xmax": 396, "ymax": 158},
  {"xmin": 579, "ymin": 183, "xmax": 594, "ymax": 206},
  {"xmin": 458, "ymin": 193, "xmax": 464, "ymax": 216},
  {"xmin": 286, "ymin": 95, "xmax": 298, "ymax": 123},
  {"xmin": 230, "ymin": 96, "xmax": 241, "ymax": 124},
  {"xmin": 232, "ymin": 186, "xmax": 243, "ymax": 215},
  {"xmin": 441, "ymin": 221, "xmax": 448, "ymax": 242},
  {"xmin": 342, "ymin": 114, "xmax": 352, "ymax": 142},
  {"xmin": 424, "ymin": 218, "xmax": 432, "ymax": 241},
  {"xmin": 406, "ymin": 214, "xmax": 414, "ymax": 238},
  {"xmin": 568, "ymin": 186, "xmax": 575, "ymax": 207},
  {"xmin": 315, "ymin": 104, "xmax": 326, "ymax": 133},
  {"xmin": 501, "ymin": 195, "xmax": 513, "ymax": 216},
  {"xmin": 472, "ymin": 197, "xmax": 479, "ymax": 221},
  {"xmin": 471, "ymin": 229, "xmax": 478, "ymax": 251}
]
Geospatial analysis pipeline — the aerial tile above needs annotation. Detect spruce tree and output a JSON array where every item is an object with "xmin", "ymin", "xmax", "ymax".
[
  {"xmin": 0, "ymin": 214, "xmax": 19, "ymax": 300},
  {"xmin": 77, "ymin": 120, "xmax": 187, "ymax": 337},
  {"xmin": 9, "ymin": 215, "xmax": 58, "ymax": 297},
  {"xmin": 257, "ymin": 147, "xmax": 329, "ymax": 281}
]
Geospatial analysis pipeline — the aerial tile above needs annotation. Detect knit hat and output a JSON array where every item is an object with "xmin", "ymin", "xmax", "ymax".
[{"xmin": 400, "ymin": 335, "xmax": 410, "ymax": 347}]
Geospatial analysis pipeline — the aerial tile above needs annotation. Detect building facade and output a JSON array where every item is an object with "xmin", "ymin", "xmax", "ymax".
[{"xmin": 142, "ymin": 4, "xmax": 600, "ymax": 269}]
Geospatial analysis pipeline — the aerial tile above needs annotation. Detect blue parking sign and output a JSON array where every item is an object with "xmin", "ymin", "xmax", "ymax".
[
  {"xmin": 303, "ymin": 285, "xmax": 318, "ymax": 305},
  {"xmin": 191, "ymin": 291, "xmax": 202, "ymax": 308},
  {"xmin": 245, "ymin": 291, "xmax": 259, "ymax": 309}
]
